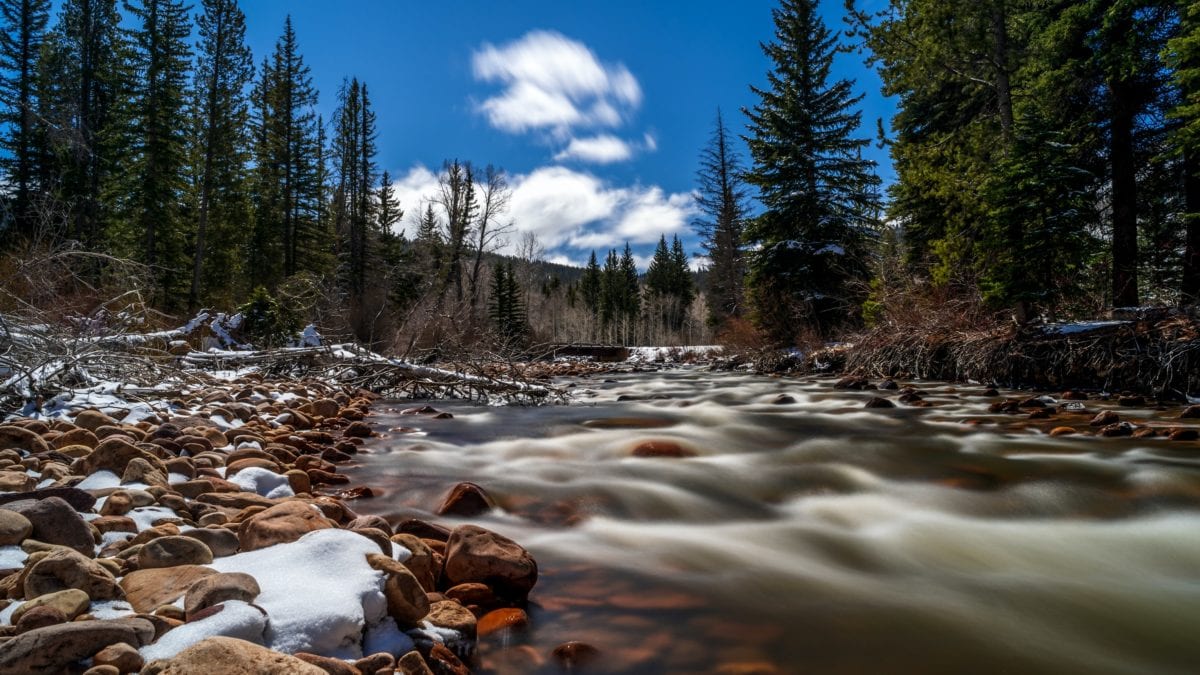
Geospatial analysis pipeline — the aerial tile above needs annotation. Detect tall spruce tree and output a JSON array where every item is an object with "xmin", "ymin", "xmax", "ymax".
[
  {"xmin": 0, "ymin": 0, "xmax": 51, "ymax": 240},
  {"xmin": 1168, "ymin": 0, "xmax": 1200, "ymax": 302},
  {"xmin": 693, "ymin": 108, "xmax": 748, "ymax": 327},
  {"xmin": 119, "ymin": 0, "xmax": 192, "ymax": 306},
  {"xmin": 331, "ymin": 76, "xmax": 377, "ymax": 300},
  {"xmin": 743, "ymin": 0, "xmax": 879, "ymax": 343},
  {"xmin": 187, "ymin": 0, "xmax": 252, "ymax": 309}
]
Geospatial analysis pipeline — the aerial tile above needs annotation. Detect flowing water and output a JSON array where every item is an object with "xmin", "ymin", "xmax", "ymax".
[{"xmin": 346, "ymin": 369, "xmax": 1200, "ymax": 674}]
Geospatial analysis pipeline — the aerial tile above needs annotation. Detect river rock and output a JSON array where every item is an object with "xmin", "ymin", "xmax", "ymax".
[
  {"xmin": 183, "ymin": 527, "xmax": 240, "ymax": 558},
  {"xmin": 1100, "ymin": 422, "xmax": 1135, "ymax": 437},
  {"xmin": 138, "ymin": 536, "xmax": 214, "ymax": 569},
  {"xmin": 73, "ymin": 410, "xmax": 118, "ymax": 431},
  {"xmin": 365, "ymin": 553, "xmax": 429, "ymax": 626},
  {"xmin": 1090, "ymin": 410, "xmax": 1120, "ymax": 427},
  {"xmin": 15, "ymin": 604, "xmax": 67, "ymax": 633},
  {"xmin": 354, "ymin": 653, "xmax": 396, "ymax": 675},
  {"xmin": 391, "ymin": 534, "xmax": 437, "ymax": 592},
  {"xmin": 1048, "ymin": 427, "xmax": 1077, "ymax": 437},
  {"xmin": 0, "ymin": 471, "xmax": 36, "ymax": 492},
  {"xmin": 184, "ymin": 572, "xmax": 261, "ymax": 620},
  {"xmin": 630, "ymin": 440, "xmax": 696, "ymax": 458},
  {"xmin": 99, "ymin": 490, "xmax": 133, "ymax": 516},
  {"xmin": 425, "ymin": 600, "xmax": 477, "ymax": 639},
  {"xmin": 23, "ymin": 548, "xmax": 121, "ymax": 600},
  {"xmin": 120, "ymin": 565, "xmax": 217, "ymax": 613},
  {"xmin": 92, "ymin": 642, "xmax": 144, "ymax": 673},
  {"xmin": 443, "ymin": 525, "xmax": 537, "ymax": 600},
  {"xmin": 343, "ymin": 421, "xmax": 372, "ymax": 438},
  {"xmin": 395, "ymin": 519, "xmax": 451, "ymax": 542},
  {"xmin": 0, "ymin": 509, "xmax": 32, "ymax": 545},
  {"xmin": 53, "ymin": 428, "xmax": 100, "ymax": 449},
  {"xmin": 0, "ymin": 618, "xmax": 151, "ymax": 675},
  {"xmin": 146, "ymin": 636, "xmax": 325, "ymax": 675},
  {"xmin": 477, "ymin": 607, "xmax": 529, "ymax": 637},
  {"xmin": 0, "ymin": 425, "xmax": 49, "ymax": 454},
  {"xmin": 73, "ymin": 437, "xmax": 169, "ymax": 479},
  {"xmin": 237, "ymin": 500, "xmax": 334, "ymax": 551},
  {"xmin": 10, "ymin": 588, "xmax": 90, "ymax": 623},
  {"xmin": 435, "ymin": 482, "xmax": 494, "ymax": 517},
  {"xmin": 1179, "ymin": 405, "xmax": 1200, "ymax": 419},
  {"xmin": 864, "ymin": 397, "xmax": 895, "ymax": 409},
  {"xmin": 551, "ymin": 641, "xmax": 601, "ymax": 669},
  {"xmin": 346, "ymin": 515, "xmax": 392, "ymax": 533},
  {"xmin": 3, "ymin": 497, "xmax": 94, "ymax": 556},
  {"xmin": 396, "ymin": 650, "xmax": 435, "ymax": 675},
  {"xmin": 122, "ymin": 457, "xmax": 169, "ymax": 487}
]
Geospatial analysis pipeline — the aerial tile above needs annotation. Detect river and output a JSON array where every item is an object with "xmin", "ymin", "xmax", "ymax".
[{"xmin": 346, "ymin": 368, "xmax": 1200, "ymax": 674}]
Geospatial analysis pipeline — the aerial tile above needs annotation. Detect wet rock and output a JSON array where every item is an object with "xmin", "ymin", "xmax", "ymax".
[
  {"xmin": 344, "ymin": 421, "xmax": 372, "ymax": 438},
  {"xmin": 120, "ymin": 565, "xmax": 217, "ymax": 613},
  {"xmin": 879, "ymin": 379, "xmax": 899, "ymax": 390},
  {"xmin": 138, "ymin": 536, "xmax": 214, "ymax": 569},
  {"xmin": 1027, "ymin": 409, "xmax": 1051, "ymax": 420},
  {"xmin": 0, "ymin": 510, "xmax": 32, "ymax": 545},
  {"xmin": 988, "ymin": 400, "xmax": 1020, "ymax": 414},
  {"xmin": 92, "ymin": 642, "xmax": 144, "ymax": 673},
  {"xmin": 864, "ymin": 397, "xmax": 894, "ymax": 409},
  {"xmin": 424, "ymin": 643, "xmax": 470, "ymax": 675},
  {"xmin": 833, "ymin": 376, "xmax": 869, "ymax": 390},
  {"xmin": 351, "ymin": 528, "xmax": 393, "ymax": 556},
  {"xmin": 366, "ymin": 553, "xmax": 429, "ymax": 626},
  {"xmin": 443, "ymin": 524, "xmax": 537, "ymax": 601},
  {"xmin": 551, "ymin": 641, "xmax": 601, "ymax": 670},
  {"xmin": 1132, "ymin": 427, "xmax": 1157, "ymax": 439},
  {"xmin": 238, "ymin": 500, "xmax": 335, "ymax": 551},
  {"xmin": 0, "ymin": 618, "xmax": 151, "ymax": 675},
  {"xmin": 195, "ymin": 492, "xmax": 280, "ymax": 511},
  {"xmin": 1018, "ymin": 397, "xmax": 1047, "ymax": 409},
  {"xmin": 477, "ymin": 607, "xmax": 529, "ymax": 638},
  {"xmin": 395, "ymin": 519, "xmax": 451, "ymax": 542},
  {"xmin": 1048, "ymin": 427, "xmax": 1077, "ymax": 437},
  {"xmin": 1179, "ymin": 405, "xmax": 1200, "ymax": 419},
  {"xmin": 15, "ymin": 605, "xmax": 68, "ymax": 633},
  {"xmin": 1100, "ymin": 422, "xmax": 1135, "ymax": 437},
  {"xmin": 1061, "ymin": 391, "xmax": 1089, "ymax": 401},
  {"xmin": 629, "ymin": 440, "xmax": 696, "ymax": 458},
  {"xmin": 1090, "ymin": 410, "xmax": 1120, "ymax": 427},
  {"xmin": 1118, "ymin": 395, "xmax": 1146, "ymax": 407},
  {"xmin": 396, "ymin": 650, "xmax": 434, "ymax": 675},
  {"xmin": 146, "ymin": 636, "xmax": 325, "ymax": 674},
  {"xmin": 308, "ymin": 399, "xmax": 340, "ymax": 419},
  {"xmin": 714, "ymin": 662, "xmax": 787, "ymax": 675},
  {"xmin": 346, "ymin": 515, "xmax": 392, "ymax": 533},
  {"xmin": 435, "ymin": 482, "xmax": 494, "ymax": 518},
  {"xmin": 771, "ymin": 394, "xmax": 795, "ymax": 405},
  {"xmin": 1168, "ymin": 428, "xmax": 1199, "ymax": 441},
  {"xmin": 982, "ymin": 388, "xmax": 1000, "ymax": 397},
  {"xmin": 444, "ymin": 582, "xmax": 495, "ymax": 608}
]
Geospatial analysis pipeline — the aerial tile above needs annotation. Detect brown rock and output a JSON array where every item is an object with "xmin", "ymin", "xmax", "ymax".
[
  {"xmin": 395, "ymin": 519, "xmax": 450, "ymax": 542},
  {"xmin": 121, "ymin": 457, "xmax": 168, "ymax": 487},
  {"xmin": 238, "ymin": 500, "xmax": 334, "ymax": 551},
  {"xmin": 443, "ymin": 525, "xmax": 537, "ymax": 600},
  {"xmin": 344, "ymin": 421, "xmax": 372, "ymax": 438},
  {"xmin": 23, "ymin": 548, "xmax": 121, "ymax": 601},
  {"xmin": 423, "ymin": 644, "xmax": 468, "ymax": 675},
  {"xmin": 184, "ymin": 572, "xmax": 260, "ymax": 620},
  {"xmin": 477, "ymin": 607, "xmax": 528, "ymax": 638},
  {"xmin": 0, "ymin": 472, "xmax": 36, "ymax": 492},
  {"xmin": 92, "ymin": 642, "xmax": 144, "ymax": 673},
  {"xmin": 0, "ymin": 509, "xmax": 32, "ymax": 546},
  {"xmin": 0, "ymin": 425, "xmax": 49, "ymax": 454},
  {"xmin": 11, "ymin": 588, "xmax": 90, "ymax": 624},
  {"xmin": 1100, "ymin": 422, "xmax": 1134, "ymax": 437},
  {"xmin": 0, "ymin": 618, "xmax": 152, "ymax": 675},
  {"xmin": 863, "ymin": 397, "xmax": 895, "ymax": 409},
  {"xmin": 52, "ymin": 428, "xmax": 99, "ymax": 450},
  {"xmin": 1168, "ymin": 428, "xmax": 1200, "ymax": 441},
  {"xmin": 435, "ymin": 482, "xmax": 494, "ymax": 518},
  {"xmin": 1090, "ymin": 410, "xmax": 1120, "ymax": 427},
  {"xmin": 551, "ymin": 641, "xmax": 601, "ymax": 669},
  {"xmin": 195, "ymin": 492, "xmax": 280, "ymax": 511},
  {"xmin": 391, "ymin": 534, "xmax": 437, "ymax": 592},
  {"xmin": 182, "ymin": 527, "xmax": 239, "ymax": 558},
  {"xmin": 83, "ymin": 665, "xmax": 120, "ymax": 675},
  {"xmin": 629, "ymin": 440, "xmax": 696, "ymax": 458},
  {"xmin": 100, "ymin": 491, "xmax": 134, "ymax": 517},
  {"xmin": 1048, "ymin": 427, "xmax": 1077, "ymax": 437},
  {"xmin": 3, "ymin": 497, "xmax": 94, "ymax": 556},
  {"xmin": 73, "ymin": 410, "xmax": 118, "ymax": 431},
  {"xmin": 15, "ymin": 605, "xmax": 68, "ymax": 633},
  {"xmin": 147, "ymin": 636, "xmax": 325, "ymax": 675},
  {"xmin": 295, "ymin": 652, "xmax": 362, "ymax": 675},
  {"xmin": 424, "ymin": 600, "xmax": 477, "ymax": 639},
  {"xmin": 1179, "ymin": 405, "xmax": 1200, "ymax": 419},
  {"xmin": 366, "ymin": 554, "xmax": 429, "ymax": 627},
  {"xmin": 396, "ymin": 650, "xmax": 435, "ymax": 675},
  {"xmin": 138, "ymin": 536, "xmax": 214, "ymax": 569},
  {"xmin": 354, "ymin": 653, "xmax": 396, "ymax": 675},
  {"xmin": 119, "ymin": 565, "xmax": 216, "ymax": 613},
  {"xmin": 73, "ymin": 437, "xmax": 169, "ymax": 480}
]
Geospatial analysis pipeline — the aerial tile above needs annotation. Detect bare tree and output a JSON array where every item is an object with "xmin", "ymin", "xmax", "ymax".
[{"xmin": 468, "ymin": 164, "xmax": 513, "ymax": 309}]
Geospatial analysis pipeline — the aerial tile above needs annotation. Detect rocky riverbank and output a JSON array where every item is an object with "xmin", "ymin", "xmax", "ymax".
[{"xmin": 0, "ymin": 375, "xmax": 550, "ymax": 674}]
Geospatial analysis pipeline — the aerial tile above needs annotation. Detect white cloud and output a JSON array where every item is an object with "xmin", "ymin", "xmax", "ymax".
[
  {"xmin": 387, "ymin": 164, "xmax": 698, "ymax": 261},
  {"xmin": 473, "ymin": 30, "xmax": 642, "ymax": 136},
  {"xmin": 553, "ymin": 135, "xmax": 635, "ymax": 164}
]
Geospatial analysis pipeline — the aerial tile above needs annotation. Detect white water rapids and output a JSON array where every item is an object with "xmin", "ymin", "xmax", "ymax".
[{"xmin": 348, "ymin": 369, "xmax": 1200, "ymax": 674}]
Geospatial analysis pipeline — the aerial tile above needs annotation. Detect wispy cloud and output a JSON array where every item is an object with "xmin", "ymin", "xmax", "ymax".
[
  {"xmin": 389, "ymin": 164, "xmax": 697, "ymax": 264},
  {"xmin": 472, "ymin": 31, "xmax": 653, "ymax": 164}
]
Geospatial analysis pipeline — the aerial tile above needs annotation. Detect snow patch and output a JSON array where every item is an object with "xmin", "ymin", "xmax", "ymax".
[{"xmin": 140, "ymin": 600, "xmax": 268, "ymax": 661}]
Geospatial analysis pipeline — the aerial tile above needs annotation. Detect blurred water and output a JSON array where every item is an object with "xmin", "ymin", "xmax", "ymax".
[{"xmin": 347, "ymin": 369, "xmax": 1200, "ymax": 674}]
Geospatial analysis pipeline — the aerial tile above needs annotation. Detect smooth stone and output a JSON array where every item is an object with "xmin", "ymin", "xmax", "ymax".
[
  {"xmin": 0, "ymin": 510, "xmax": 32, "ymax": 546},
  {"xmin": 15, "ymin": 605, "xmax": 69, "ymax": 633},
  {"xmin": 146, "ymin": 636, "xmax": 325, "ymax": 674},
  {"xmin": 182, "ymin": 527, "xmax": 240, "ymax": 557},
  {"xmin": 10, "ymin": 588, "xmax": 90, "ymax": 624},
  {"xmin": 390, "ymin": 534, "xmax": 436, "ymax": 592},
  {"xmin": 435, "ymin": 482, "xmax": 494, "ymax": 518},
  {"xmin": 629, "ymin": 440, "xmax": 697, "ymax": 458},
  {"xmin": 138, "ymin": 536, "xmax": 214, "ymax": 569},
  {"xmin": 396, "ymin": 651, "xmax": 434, "ymax": 675},
  {"xmin": 23, "ymin": 549, "xmax": 122, "ymax": 601},
  {"xmin": 477, "ymin": 607, "xmax": 529, "ymax": 638},
  {"xmin": 237, "ymin": 500, "xmax": 334, "ymax": 552},
  {"xmin": 365, "ymin": 554, "xmax": 429, "ymax": 627},
  {"xmin": 443, "ymin": 525, "xmax": 538, "ymax": 600},
  {"xmin": 3, "ymin": 497, "xmax": 94, "ymax": 556},
  {"xmin": 424, "ymin": 600, "xmax": 477, "ymax": 639},
  {"xmin": 183, "ymin": 573, "xmax": 261, "ymax": 621},
  {"xmin": 93, "ymin": 641, "xmax": 145, "ymax": 672},
  {"xmin": 295, "ymin": 652, "xmax": 362, "ymax": 675},
  {"xmin": 0, "ymin": 619, "xmax": 151, "ymax": 675},
  {"xmin": 120, "ymin": 565, "xmax": 217, "ymax": 613}
]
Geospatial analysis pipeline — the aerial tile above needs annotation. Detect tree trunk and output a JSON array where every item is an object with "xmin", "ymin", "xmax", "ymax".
[
  {"xmin": 1109, "ymin": 75, "xmax": 1139, "ymax": 308},
  {"xmin": 1182, "ymin": 148, "xmax": 1200, "ymax": 304}
]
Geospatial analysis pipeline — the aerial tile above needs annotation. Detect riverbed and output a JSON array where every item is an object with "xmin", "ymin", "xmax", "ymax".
[{"xmin": 347, "ymin": 369, "xmax": 1200, "ymax": 674}]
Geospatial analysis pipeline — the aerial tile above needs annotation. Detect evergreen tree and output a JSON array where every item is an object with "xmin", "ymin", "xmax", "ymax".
[
  {"xmin": 743, "ymin": 0, "xmax": 879, "ymax": 343},
  {"xmin": 580, "ymin": 250, "xmax": 602, "ymax": 315},
  {"xmin": 1168, "ymin": 0, "xmax": 1200, "ymax": 301},
  {"xmin": 489, "ymin": 261, "xmax": 526, "ymax": 341},
  {"xmin": 331, "ymin": 76, "xmax": 377, "ymax": 300},
  {"xmin": 118, "ymin": 0, "xmax": 192, "ymax": 306},
  {"xmin": 0, "ymin": 0, "xmax": 51, "ymax": 240},
  {"xmin": 693, "ymin": 108, "xmax": 748, "ymax": 327},
  {"xmin": 187, "ymin": 0, "xmax": 252, "ymax": 309},
  {"xmin": 376, "ymin": 169, "xmax": 401, "ymax": 236}
]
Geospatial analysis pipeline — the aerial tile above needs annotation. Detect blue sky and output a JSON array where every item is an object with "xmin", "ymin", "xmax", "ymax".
[{"xmin": 132, "ymin": 0, "xmax": 895, "ymax": 268}]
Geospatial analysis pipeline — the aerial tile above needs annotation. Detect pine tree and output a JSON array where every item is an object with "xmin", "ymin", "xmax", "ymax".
[
  {"xmin": 0, "ymin": 0, "xmax": 51, "ymax": 240},
  {"xmin": 187, "ymin": 0, "xmax": 252, "ymax": 309},
  {"xmin": 331, "ymin": 76, "xmax": 377, "ymax": 300},
  {"xmin": 118, "ymin": 0, "xmax": 192, "ymax": 306},
  {"xmin": 693, "ymin": 108, "xmax": 748, "ymax": 327},
  {"xmin": 1168, "ymin": 0, "xmax": 1200, "ymax": 302},
  {"xmin": 377, "ymin": 169, "xmax": 401, "ymax": 236},
  {"xmin": 489, "ymin": 261, "xmax": 526, "ymax": 341},
  {"xmin": 743, "ymin": 0, "xmax": 880, "ymax": 342},
  {"xmin": 580, "ymin": 250, "xmax": 602, "ymax": 315}
]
